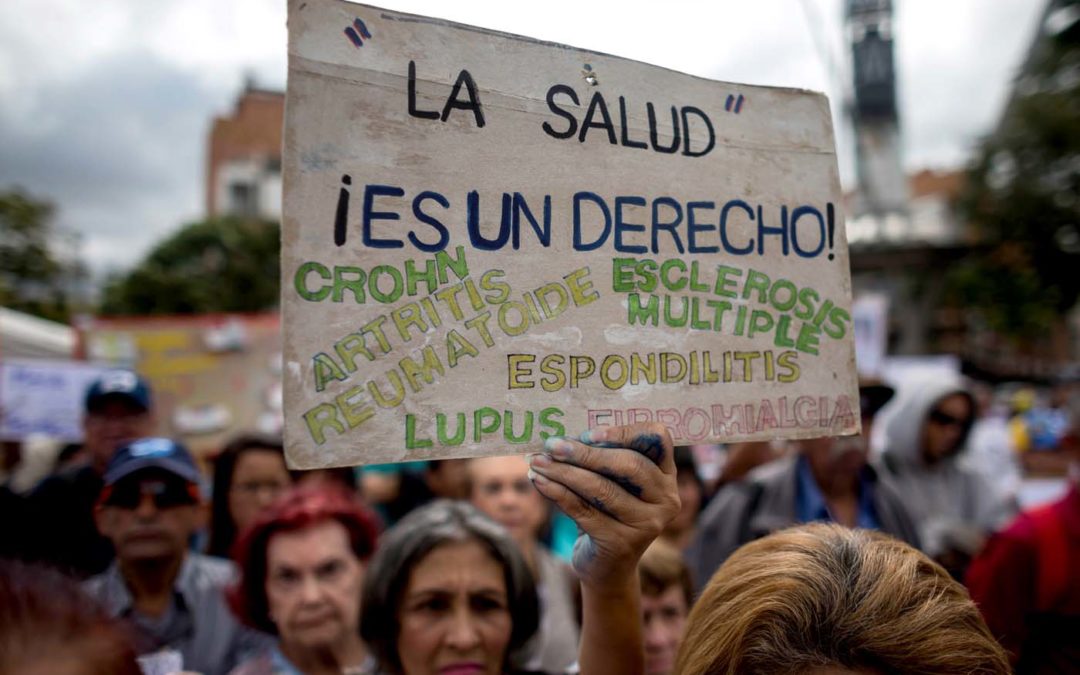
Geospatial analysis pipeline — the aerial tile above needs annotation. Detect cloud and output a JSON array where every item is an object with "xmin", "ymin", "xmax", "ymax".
[
  {"xmin": 0, "ymin": 0, "xmax": 1046, "ymax": 276},
  {"xmin": 0, "ymin": 49, "xmax": 227, "ymax": 271},
  {"xmin": 0, "ymin": 0, "xmax": 286, "ymax": 273}
]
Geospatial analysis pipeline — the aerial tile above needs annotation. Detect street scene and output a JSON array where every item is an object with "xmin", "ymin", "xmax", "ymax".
[{"xmin": 0, "ymin": 1, "xmax": 1077, "ymax": 673}]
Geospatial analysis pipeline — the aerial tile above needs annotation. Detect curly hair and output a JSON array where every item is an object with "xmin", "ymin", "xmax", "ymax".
[{"xmin": 676, "ymin": 523, "xmax": 1010, "ymax": 675}]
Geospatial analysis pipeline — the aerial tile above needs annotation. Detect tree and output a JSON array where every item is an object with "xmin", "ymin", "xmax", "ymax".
[
  {"xmin": 948, "ymin": 1, "xmax": 1080, "ymax": 339},
  {"xmin": 0, "ymin": 188, "xmax": 85, "ymax": 322},
  {"xmin": 100, "ymin": 217, "xmax": 280, "ymax": 315}
]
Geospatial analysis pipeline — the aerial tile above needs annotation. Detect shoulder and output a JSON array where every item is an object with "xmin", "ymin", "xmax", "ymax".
[
  {"xmin": 746, "ymin": 455, "xmax": 798, "ymax": 485},
  {"xmin": 228, "ymin": 650, "xmax": 275, "ymax": 675},
  {"xmin": 185, "ymin": 552, "xmax": 240, "ymax": 589},
  {"xmin": 82, "ymin": 564, "xmax": 126, "ymax": 613},
  {"xmin": 82, "ymin": 569, "xmax": 109, "ymax": 597},
  {"xmin": 30, "ymin": 464, "xmax": 96, "ymax": 497},
  {"xmin": 696, "ymin": 458, "xmax": 794, "ymax": 534},
  {"xmin": 534, "ymin": 547, "xmax": 570, "ymax": 579}
]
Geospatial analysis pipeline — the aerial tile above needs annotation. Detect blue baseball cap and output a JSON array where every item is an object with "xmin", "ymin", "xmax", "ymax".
[
  {"xmin": 85, "ymin": 369, "xmax": 152, "ymax": 413},
  {"xmin": 104, "ymin": 437, "xmax": 202, "ymax": 487}
]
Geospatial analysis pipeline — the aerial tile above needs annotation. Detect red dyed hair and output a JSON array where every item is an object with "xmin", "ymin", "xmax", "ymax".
[{"xmin": 227, "ymin": 484, "xmax": 380, "ymax": 634}]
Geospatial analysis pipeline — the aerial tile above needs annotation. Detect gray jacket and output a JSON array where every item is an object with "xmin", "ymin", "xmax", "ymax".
[
  {"xmin": 85, "ymin": 552, "xmax": 271, "ymax": 675},
  {"xmin": 875, "ymin": 375, "xmax": 1017, "ymax": 557},
  {"xmin": 686, "ymin": 455, "xmax": 920, "ymax": 592}
]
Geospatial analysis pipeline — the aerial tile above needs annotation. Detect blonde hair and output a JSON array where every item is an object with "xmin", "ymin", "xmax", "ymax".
[
  {"xmin": 676, "ymin": 524, "xmax": 1009, "ymax": 675},
  {"xmin": 638, "ymin": 539, "xmax": 693, "ymax": 608}
]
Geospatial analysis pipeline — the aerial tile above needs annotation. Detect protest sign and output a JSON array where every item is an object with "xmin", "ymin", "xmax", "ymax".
[
  {"xmin": 0, "ymin": 359, "xmax": 108, "ymax": 441},
  {"xmin": 282, "ymin": 0, "xmax": 858, "ymax": 468}
]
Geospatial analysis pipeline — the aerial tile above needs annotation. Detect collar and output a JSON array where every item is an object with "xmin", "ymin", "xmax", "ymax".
[
  {"xmin": 101, "ymin": 554, "xmax": 195, "ymax": 617},
  {"xmin": 796, "ymin": 455, "xmax": 832, "ymax": 523},
  {"xmin": 795, "ymin": 455, "xmax": 879, "ymax": 528}
]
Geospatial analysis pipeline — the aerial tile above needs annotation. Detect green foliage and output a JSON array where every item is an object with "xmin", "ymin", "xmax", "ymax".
[
  {"xmin": 100, "ymin": 217, "xmax": 280, "ymax": 315},
  {"xmin": 0, "ymin": 188, "xmax": 82, "ymax": 322},
  {"xmin": 952, "ymin": 4, "xmax": 1080, "ymax": 338}
]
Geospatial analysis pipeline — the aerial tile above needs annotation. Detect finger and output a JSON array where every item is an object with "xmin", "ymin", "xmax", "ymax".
[
  {"xmin": 529, "ymin": 451, "xmax": 658, "ymax": 525},
  {"xmin": 579, "ymin": 423, "xmax": 675, "ymax": 473},
  {"xmin": 527, "ymin": 461, "xmax": 624, "ymax": 537},
  {"xmin": 539, "ymin": 436, "xmax": 665, "ymax": 503}
]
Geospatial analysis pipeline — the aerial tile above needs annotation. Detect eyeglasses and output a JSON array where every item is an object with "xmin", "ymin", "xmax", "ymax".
[
  {"xmin": 231, "ymin": 480, "xmax": 290, "ymax": 497},
  {"xmin": 928, "ymin": 409, "xmax": 971, "ymax": 428},
  {"xmin": 101, "ymin": 479, "xmax": 198, "ymax": 510}
]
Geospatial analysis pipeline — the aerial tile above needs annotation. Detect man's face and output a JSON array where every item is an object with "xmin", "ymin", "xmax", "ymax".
[
  {"xmin": 95, "ymin": 470, "xmax": 202, "ymax": 563},
  {"xmin": 642, "ymin": 585, "xmax": 689, "ymax": 675},
  {"xmin": 468, "ymin": 455, "xmax": 547, "ymax": 546},
  {"xmin": 801, "ymin": 416, "xmax": 875, "ymax": 481},
  {"xmin": 83, "ymin": 398, "xmax": 154, "ymax": 470}
]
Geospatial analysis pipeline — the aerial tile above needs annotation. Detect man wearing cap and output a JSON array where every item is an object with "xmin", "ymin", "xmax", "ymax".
[
  {"xmin": 85, "ymin": 437, "xmax": 269, "ymax": 675},
  {"xmin": 686, "ymin": 381, "xmax": 920, "ymax": 590},
  {"xmin": 23, "ymin": 369, "xmax": 157, "ymax": 577}
]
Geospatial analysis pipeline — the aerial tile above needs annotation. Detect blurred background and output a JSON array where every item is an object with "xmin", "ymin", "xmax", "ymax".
[{"xmin": 0, "ymin": 0, "xmax": 1077, "ymax": 471}]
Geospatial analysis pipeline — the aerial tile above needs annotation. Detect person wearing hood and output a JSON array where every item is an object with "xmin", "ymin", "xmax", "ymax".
[{"xmin": 875, "ymin": 375, "xmax": 1018, "ymax": 578}]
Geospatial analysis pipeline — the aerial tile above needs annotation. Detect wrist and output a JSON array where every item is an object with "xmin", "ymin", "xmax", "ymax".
[{"xmin": 580, "ymin": 563, "xmax": 639, "ymax": 597}]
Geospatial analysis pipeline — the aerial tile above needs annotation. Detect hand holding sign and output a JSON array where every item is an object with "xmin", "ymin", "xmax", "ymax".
[{"xmin": 527, "ymin": 422, "xmax": 679, "ymax": 586}]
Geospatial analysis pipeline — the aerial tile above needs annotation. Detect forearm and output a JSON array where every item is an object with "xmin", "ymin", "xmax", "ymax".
[{"xmin": 578, "ymin": 571, "xmax": 643, "ymax": 675}]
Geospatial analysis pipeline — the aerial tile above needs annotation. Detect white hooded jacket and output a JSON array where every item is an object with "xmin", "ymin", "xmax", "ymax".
[{"xmin": 875, "ymin": 375, "xmax": 1017, "ymax": 557}]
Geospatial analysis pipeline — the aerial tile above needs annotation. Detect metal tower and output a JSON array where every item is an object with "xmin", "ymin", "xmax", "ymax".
[{"xmin": 847, "ymin": 0, "xmax": 908, "ymax": 225}]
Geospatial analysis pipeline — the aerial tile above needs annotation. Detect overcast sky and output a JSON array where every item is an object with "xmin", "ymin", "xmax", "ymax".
[{"xmin": 0, "ymin": 0, "xmax": 1044, "ymax": 275}]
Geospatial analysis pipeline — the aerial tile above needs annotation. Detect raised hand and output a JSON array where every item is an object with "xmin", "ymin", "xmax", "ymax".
[{"xmin": 527, "ymin": 422, "xmax": 680, "ymax": 587}]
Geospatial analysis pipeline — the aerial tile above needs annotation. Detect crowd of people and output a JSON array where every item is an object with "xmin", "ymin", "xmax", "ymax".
[{"xmin": 0, "ymin": 367, "xmax": 1077, "ymax": 674}]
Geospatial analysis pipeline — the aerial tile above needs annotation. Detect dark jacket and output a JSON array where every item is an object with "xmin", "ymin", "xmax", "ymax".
[
  {"xmin": 23, "ymin": 463, "xmax": 113, "ymax": 577},
  {"xmin": 686, "ymin": 454, "xmax": 921, "ymax": 591}
]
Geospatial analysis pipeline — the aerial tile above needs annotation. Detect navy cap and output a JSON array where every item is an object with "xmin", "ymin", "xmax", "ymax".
[
  {"xmin": 104, "ymin": 437, "xmax": 202, "ymax": 487},
  {"xmin": 85, "ymin": 369, "xmax": 152, "ymax": 413}
]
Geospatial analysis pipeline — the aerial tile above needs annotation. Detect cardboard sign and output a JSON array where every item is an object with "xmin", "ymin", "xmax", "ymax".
[{"xmin": 283, "ymin": 0, "xmax": 858, "ymax": 468}]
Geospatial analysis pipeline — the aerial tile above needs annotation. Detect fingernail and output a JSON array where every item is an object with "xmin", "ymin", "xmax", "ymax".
[
  {"xmin": 528, "ymin": 452, "xmax": 552, "ymax": 468},
  {"xmin": 580, "ymin": 427, "xmax": 608, "ymax": 445},
  {"xmin": 528, "ymin": 469, "xmax": 548, "ymax": 486},
  {"xmin": 543, "ymin": 436, "xmax": 572, "ymax": 460}
]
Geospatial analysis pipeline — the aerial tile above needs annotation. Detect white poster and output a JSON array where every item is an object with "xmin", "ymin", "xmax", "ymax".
[
  {"xmin": 0, "ymin": 359, "xmax": 109, "ymax": 441},
  {"xmin": 282, "ymin": 0, "xmax": 858, "ymax": 467}
]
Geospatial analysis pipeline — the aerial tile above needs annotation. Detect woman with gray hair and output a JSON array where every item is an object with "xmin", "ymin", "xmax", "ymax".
[{"xmin": 360, "ymin": 423, "xmax": 681, "ymax": 675}]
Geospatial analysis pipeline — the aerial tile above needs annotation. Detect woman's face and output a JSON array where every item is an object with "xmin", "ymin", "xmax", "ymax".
[
  {"xmin": 396, "ymin": 540, "xmax": 513, "ymax": 675},
  {"xmin": 266, "ymin": 520, "xmax": 365, "ymax": 651},
  {"xmin": 229, "ymin": 449, "xmax": 291, "ymax": 533}
]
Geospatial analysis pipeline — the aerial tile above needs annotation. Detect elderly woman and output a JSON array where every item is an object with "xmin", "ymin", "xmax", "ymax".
[
  {"xmin": 360, "ymin": 423, "xmax": 681, "ymax": 675},
  {"xmin": 676, "ymin": 523, "xmax": 1010, "ymax": 675},
  {"xmin": 228, "ymin": 485, "xmax": 380, "ymax": 675},
  {"xmin": 467, "ymin": 455, "xmax": 579, "ymax": 672}
]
